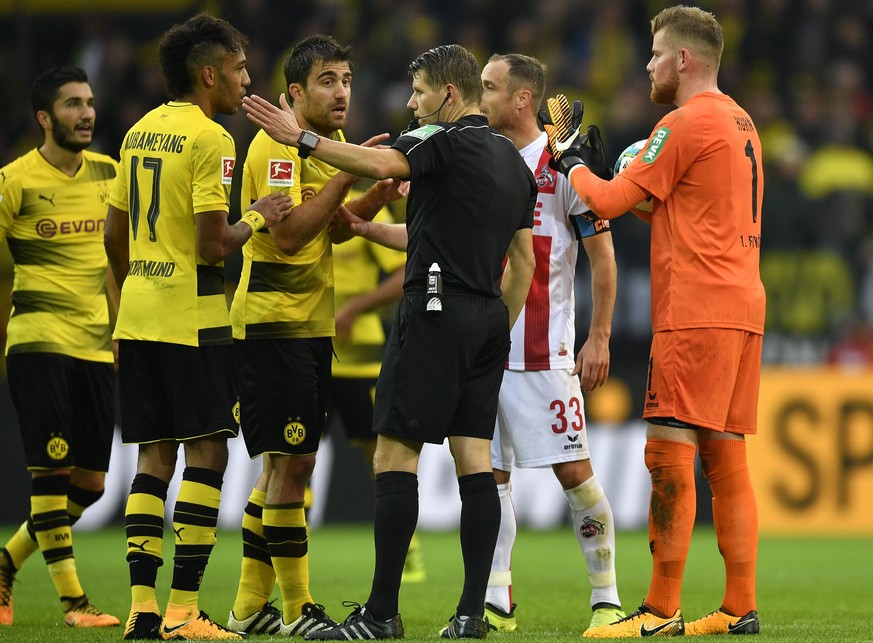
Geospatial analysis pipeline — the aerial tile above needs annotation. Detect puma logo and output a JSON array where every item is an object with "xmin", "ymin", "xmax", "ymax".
[
  {"xmin": 173, "ymin": 526, "xmax": 185, "ymax": 541},
  {"xmin": 127, "ymin": 540, "xmax": 149, "ymax": 552},
  {"xmin": 39, "ymin": 193, "xmax": 56, "ymax": 206}
]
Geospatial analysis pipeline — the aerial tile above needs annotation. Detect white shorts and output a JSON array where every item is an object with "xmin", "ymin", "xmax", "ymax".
[{"xmin": 492, "ymin": 369, "xmax": 590, "ymax": 470}]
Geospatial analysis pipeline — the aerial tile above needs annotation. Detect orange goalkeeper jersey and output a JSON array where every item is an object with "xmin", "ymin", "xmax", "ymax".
[{"xmin": 588, "ymin": 92, "xmax": 766, "ymax": 333}]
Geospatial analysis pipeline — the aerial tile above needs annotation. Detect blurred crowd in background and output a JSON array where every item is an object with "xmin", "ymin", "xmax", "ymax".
[{"xmin": 1, "ymin": 0, "xmax": 872, "ymax": 377}]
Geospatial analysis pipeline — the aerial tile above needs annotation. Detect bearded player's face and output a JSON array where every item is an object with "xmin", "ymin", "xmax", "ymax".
[
  {"xmin": 45, "ymin": 82, "xmax": 95, "ymax": 152},
  {"xmin": 647, "ymin": 31, "xmax": 680, "ymax": 106}
]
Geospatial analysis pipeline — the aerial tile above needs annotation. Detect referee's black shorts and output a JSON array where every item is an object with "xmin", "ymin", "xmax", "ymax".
[{"xmin": 374, "ymin": 293, "xmax": 509, "ymax": 444}]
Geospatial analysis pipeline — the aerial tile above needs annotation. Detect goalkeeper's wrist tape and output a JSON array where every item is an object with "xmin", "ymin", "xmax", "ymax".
[{"xmin": 240, "ymin": 209, "xmax": 266, "ymax": 233}]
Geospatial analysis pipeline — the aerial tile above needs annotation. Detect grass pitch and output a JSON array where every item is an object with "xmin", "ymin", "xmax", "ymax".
[{"xmin": 1, "ymin": 525, "xmax": 871, "ymax": 641}]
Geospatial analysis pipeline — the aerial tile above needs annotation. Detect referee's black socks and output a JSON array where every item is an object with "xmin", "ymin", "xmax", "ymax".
[
  {"xmin": 457, "ymin": 472, "xmax": 499, "ymax": 618},
  {"xmin": 367, "ymin": 471, "xmax": 418, "ymax": 620}
]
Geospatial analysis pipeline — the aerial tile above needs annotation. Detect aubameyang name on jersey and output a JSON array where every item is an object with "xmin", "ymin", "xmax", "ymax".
[
  {"xmin": 124, "ymin": 131, "xmax": 187, "ymax": 154},
  {"xmin": 128, "ymin": 260, "xmax": 176, "ymax": 277}
]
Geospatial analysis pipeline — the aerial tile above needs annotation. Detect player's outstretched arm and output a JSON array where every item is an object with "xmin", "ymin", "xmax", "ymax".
[{"xmin": 243, "ymin": 94, "xmax": 411, "ymax": 180}]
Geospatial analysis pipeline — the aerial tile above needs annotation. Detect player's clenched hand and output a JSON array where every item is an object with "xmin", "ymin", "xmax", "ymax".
[
  {"xmin": 242, "ymin": 94, "xmax": 301, "ymax": 146},
  {"xmin": 249, "ymin": 191, "xmax": 294, "ymax": 228}
]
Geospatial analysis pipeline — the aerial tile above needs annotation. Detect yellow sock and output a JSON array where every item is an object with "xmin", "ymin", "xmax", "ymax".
[
  {"xmin": 125, "ymin": 474, "xmax": 168, "ymax": 607},
  {"xmin": 31, "ymin": 476, "xmax": 83, "ymax": 606},
  {"xmin": 232, "ymin": 488, "xmax": 275, "ymax": 619},
  {"xmin": 263, "ymin": 504, "xmax": 310, "ymax": 619},
  {"xmin": 3, "ymin": 521, "xmax": 38, "ymax": 570},
  {"xmin": 167, "ymin": 468, "xmax": 222, "ymax": 611}
]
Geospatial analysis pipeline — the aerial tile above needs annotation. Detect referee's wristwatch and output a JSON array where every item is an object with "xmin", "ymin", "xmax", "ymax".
[{"xmin": 297, "ymin": 130, "xmax": 319, "ymax": 158}]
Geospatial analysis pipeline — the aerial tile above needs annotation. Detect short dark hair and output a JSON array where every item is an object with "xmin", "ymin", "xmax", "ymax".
[
  {"xmin": 30, "ymin": 66, "xmax": 89, "ymax": 119},
  {"xmin": 409, "ymin": 44, "xmax": 482, "ymax": 105},
  {"xmin": 651, "ymin": 5, "xmax": 723, "ymax": 68},
  {"xmin": 488, "ymin": 53, "xmax": 547, "ymax": 112},
  {"xmin": 283, "ymin": 34, "xmax": 353, "ymax": 89},
  {"xmin": 158, "ymin": 12, "xmax": 248, "ymax": 99}
]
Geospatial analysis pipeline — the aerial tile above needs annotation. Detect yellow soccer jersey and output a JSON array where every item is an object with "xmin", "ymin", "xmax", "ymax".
[
  {"xmin": 231, "ymin": 128, "xmax": 346, "ymax": 340},
  {"xmin": 108, "ymin": 102, "xmax": 235, "ymax": 347},
  {"xmin": 0, "ymin": 148, "xmax": 117, "ymax": 362},
  {"xmin": 332, "ymin": 206, "xmax": 405, "ymax": 378}
]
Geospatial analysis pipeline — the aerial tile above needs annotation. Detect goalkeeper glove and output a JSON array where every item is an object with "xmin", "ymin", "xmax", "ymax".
[{"xmin": 538, "ymin": 95, "xmax": 612, "ymax": 180}]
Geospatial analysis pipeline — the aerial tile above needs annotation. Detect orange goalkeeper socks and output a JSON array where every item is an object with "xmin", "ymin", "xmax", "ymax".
[
  {"xmin": 698, "ymin": 437, "xmax": 758, "ymax": 616},
  {"xmin": 643, "ymin": 438, "xmax": 697, "ymax": 617}
]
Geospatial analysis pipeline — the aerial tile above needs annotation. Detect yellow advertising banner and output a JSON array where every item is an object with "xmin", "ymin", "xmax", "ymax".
[{"xmin": 750, "ymin": 368, "xmax": 873, "ymax": 534}]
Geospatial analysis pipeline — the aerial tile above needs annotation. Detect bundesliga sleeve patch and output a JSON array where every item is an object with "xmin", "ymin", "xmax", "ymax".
[
  {"xmin": 268, "ymin": 159, "xmax": 295, "ymax": 187},
  {"xmin": 641, "ymin": 128, "xmax": 670, "ymax": 164},
  {"xmin": 405, "ymin": 124, "xmax": 443, "ymax": 140},
  {"xmin": 222, "ymin": 157, "xmax": 235, "ymax": 185}
]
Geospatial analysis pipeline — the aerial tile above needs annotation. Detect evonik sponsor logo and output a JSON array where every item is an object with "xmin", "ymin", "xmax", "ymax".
[{"xmin": 36, "ymin": 218, "xmax": 105, "ymax": 239}]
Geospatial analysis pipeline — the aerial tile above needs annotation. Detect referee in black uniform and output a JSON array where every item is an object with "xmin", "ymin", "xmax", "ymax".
[{"xmin": 243, "ymin": 44, "xmax": 536, "ymax": 640}]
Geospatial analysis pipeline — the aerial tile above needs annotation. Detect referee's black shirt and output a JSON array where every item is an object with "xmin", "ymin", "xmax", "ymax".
[{"xmin": 392, "ymin": 114, "xmax": 536, "ymax": 298}]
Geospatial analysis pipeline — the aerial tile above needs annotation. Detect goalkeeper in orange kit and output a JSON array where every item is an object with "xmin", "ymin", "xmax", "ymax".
[{"xmin": 542, "ymin": 5, "xmax": 764, "ymax": 638}]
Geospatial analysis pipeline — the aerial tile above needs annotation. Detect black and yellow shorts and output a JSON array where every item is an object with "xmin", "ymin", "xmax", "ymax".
[
  {"xmin": 235, "ymin": 336, "xmax": 332, "ymax": 458},
  {"xmin": 7, "ymin": 352, "xmax": 115, "ymax": 472},
  {"xmin": 118, "ymin": 340, "xmax": 239, "ymax": 444}
]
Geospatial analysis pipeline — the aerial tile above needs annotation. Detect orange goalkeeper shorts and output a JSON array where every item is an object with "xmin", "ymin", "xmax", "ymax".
[{"xmin": 642, "ymin": 328, "xmax": 762, "ymax": 434}]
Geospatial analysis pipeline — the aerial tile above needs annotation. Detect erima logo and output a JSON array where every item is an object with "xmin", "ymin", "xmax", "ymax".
[
  {"xmin": 38, "ymin": 193, "xmax": 56, "ymax": 206},
  {"xmin": 642, "ymin": 129, "xmax": 670, "ymax": 164}
]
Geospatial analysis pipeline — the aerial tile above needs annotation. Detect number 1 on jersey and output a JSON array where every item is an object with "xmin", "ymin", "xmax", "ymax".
[{"xmin": 744, "ymin": 139, "xmax": 758, "ymax": 224}]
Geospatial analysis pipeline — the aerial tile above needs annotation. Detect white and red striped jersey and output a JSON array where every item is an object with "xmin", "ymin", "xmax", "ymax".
[{"xmin": 506, "ymin": 132, "xmax": 609, "ymax": 371}]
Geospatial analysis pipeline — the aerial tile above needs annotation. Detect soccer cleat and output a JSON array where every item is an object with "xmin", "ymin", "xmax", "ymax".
[
  {"xmin": 304, "ymin": 603, "xmax": 403, "ymax": 640},
  {"xmin": 401, "ymin": 535, "xmax": 426, "ymax": 584},
  {"xmin": 685, "ymin": 609, "xmax": 760, "ymax": 636},
  {"xmin": 161, "ymin": 610, "xmax": 243, "ymax": 640},
  {"xmin": 0, "ymin": 549, "xmax": 14, "ymax": 626},
  {"xmin": 582, "ymin": 604, "xmax": 684, "ymax": 638},
  {"xmin": 63, "ymin": 595, "xmax": 121, "ymax": 628},
  {"xmin": 484, "ymin": 602, "xmax": 517, "ymax": 633},
  {"xmin": 281, "ymin": 602, "xmax": 338, "ymax": 637},
  {"xmin": 439, "ymin": 614, "xmax": 488, "ymax": 639},
  {"xmin": 228, "ymin": 600, "xmax": 283, "ymax": 635},
  {"xmin": 587, "ymin": 606, "xmax": 626, "ymax": 631},
  {"xmin": 124, "ymin": 611, "xmax": 163, "ymax": 640}
]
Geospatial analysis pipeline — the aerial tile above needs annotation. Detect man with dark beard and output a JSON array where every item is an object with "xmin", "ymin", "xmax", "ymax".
[
  {"xmin": 0, "ymin": 66, "xmax": 121, "ymax": 629},
  {"xmin": 545, "ymin": 5, "xmax": 764, "ymax": 639},
  {"xmin": 227, "ymin": 35, "xmax": 407, "ymax": 638}
]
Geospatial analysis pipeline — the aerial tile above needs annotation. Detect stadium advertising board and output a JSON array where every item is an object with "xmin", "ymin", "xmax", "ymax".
[{"xmin": 750, "ymin": 368, "xmax": 873, "ymax": 534}]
